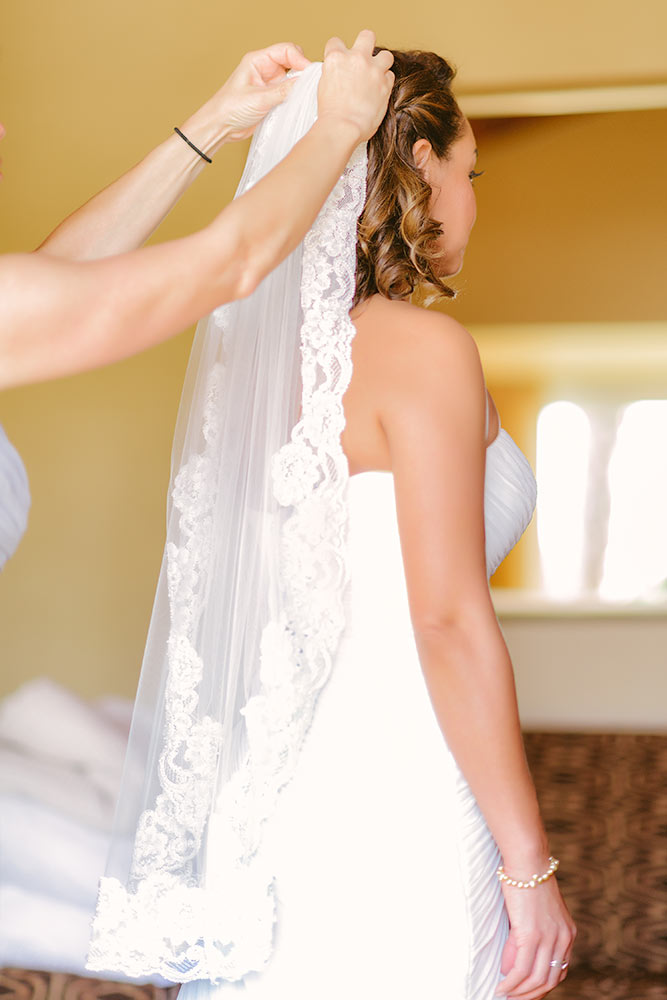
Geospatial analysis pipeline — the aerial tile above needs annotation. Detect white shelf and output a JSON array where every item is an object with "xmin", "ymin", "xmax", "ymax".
[
  {"xmin": 491, "ymin": 588, "xmax": 667, "ymax": 618},
  {"xmin": 458, "ymin": 83, "xmax": 667, "ymax": 118}
]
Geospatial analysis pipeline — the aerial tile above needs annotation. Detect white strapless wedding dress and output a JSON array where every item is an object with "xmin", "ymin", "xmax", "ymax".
[{"xmin": 180, "ymin": 400, "xmax": 537, "ymax": 1000}]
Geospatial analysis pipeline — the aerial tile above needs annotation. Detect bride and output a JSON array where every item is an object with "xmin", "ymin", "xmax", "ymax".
[{"xmin": 87, "ymin": 37, "xmax": 575, "ymax": 1000}]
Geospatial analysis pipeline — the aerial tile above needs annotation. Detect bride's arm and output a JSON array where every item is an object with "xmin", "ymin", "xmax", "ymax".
[
  {"xmin": 380, "ymin": 310, "xmax": 575, "ymax": 1000},
  {"xmin": 35, "ymin": 43, "xmax": 311, "ymax": 261}
]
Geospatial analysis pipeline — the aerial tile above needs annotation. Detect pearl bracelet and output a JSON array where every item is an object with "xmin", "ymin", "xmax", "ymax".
[{"xmin": 496, "ymin": 855, "xmax": 560, "ymax": 888}]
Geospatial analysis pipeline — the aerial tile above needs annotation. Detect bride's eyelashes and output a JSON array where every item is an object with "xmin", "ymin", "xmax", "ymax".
[{"xmin": 469, "ymin": 169, "xmax": 485, "ymax": 183}]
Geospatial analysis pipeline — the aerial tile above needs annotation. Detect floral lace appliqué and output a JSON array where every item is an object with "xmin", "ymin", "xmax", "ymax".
[{"xmin": 86, "ymin": 143, "xmax": 367, "ymax": 984}]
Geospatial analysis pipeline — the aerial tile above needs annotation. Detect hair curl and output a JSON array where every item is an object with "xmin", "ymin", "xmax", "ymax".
[{"xmin": 353, "ymin": 48, "xmax": 464, "ymax": 308}]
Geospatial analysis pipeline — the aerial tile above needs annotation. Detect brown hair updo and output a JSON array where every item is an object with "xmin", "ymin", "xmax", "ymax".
[{"xmin": 353, "ymin": 48, "xmax": 464, "ymax": 308}]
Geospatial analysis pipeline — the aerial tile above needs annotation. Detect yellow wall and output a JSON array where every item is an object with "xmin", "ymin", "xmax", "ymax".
[
  {"xmin": 451, "ymin": 110, "xmax": 667, "ymax": 325},
  {"xmin": 500, "ymin": 611, "xmax": 667, "ymax": 732},
  {"xmin": 1, "ymin": 1, "xmax": 666, "ymax": 699}
]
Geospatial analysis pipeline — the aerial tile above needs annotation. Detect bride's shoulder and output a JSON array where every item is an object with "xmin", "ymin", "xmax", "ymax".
[{"xmin": 352, "ymin": 295, "xmax": 483, "ymax": 388}]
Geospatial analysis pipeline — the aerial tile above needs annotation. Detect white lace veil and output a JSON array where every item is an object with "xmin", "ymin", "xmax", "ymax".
[{"xmin": 86, "ymin": 62, "xmax": 367, "ymax": 984}]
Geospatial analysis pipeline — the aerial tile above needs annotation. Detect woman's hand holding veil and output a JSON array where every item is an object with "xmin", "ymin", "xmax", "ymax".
[
  {"xmin": 36, "ymin": 42, "xmax": 313, "ymax": 261},
  {"xmin": 181, "ymin": 42, "xmax": 312, "ymax": 148},
  {"xmin": 35, "ymin": 35, "xmax": 392, "ymax": 264},
  {"xmin": 185, "ymin": 32, "xmax": 394, "ymax": 150},
  {"xmin": 318, "ymin": 30, "xmax": 395, "ymax": 142}
]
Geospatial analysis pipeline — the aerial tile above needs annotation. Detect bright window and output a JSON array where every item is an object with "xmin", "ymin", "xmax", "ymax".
[
  {"xmin": 600, "ymin": 400, "xmax": 667, "ymax": 601},
  {"xmin": 536, "ymin": 398, "xmax": 667, "ymax": 602},
  {"xmin": 536, "ymin": 402, "xmax": 591, "ymax": 599}
]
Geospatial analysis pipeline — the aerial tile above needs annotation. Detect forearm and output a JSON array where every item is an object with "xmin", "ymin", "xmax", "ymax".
[
  {"xmin": 0, "ymin": 225, "xmax": 238, "ymax": 389},
  {"xmin": 218, "ymin": 114, "xmax": 362, "ymax": 288},
  {"xmin": 0, "ymin": 114, "xmax": 364, "ymax": 389},
  {"xmin": 415, "ymin": 618, "xmax": 549, "ymax": 872},
  {"xmin": 36, "ymin": 112, "xmax": 231, "ymax": 262}
]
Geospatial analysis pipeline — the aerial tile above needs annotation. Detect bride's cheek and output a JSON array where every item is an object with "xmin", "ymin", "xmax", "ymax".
[{"xmin": 468, "ymin": 187, "xmax": 478, "ymax": 230}]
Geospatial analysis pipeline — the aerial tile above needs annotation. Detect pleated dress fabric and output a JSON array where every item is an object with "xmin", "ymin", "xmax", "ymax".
[
  {"xmin": 0, "ymin": 424, "xmax": 30, "ymax": 570},
  {"xmin": 181, "ymin": 399, "xmax": 537, "ymax": 1000}
]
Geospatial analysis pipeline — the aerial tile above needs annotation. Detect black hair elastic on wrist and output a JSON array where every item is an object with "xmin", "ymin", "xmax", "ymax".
[{"xmin": 174, "ymin": 127, "xmax": 213, "ymax": 164}]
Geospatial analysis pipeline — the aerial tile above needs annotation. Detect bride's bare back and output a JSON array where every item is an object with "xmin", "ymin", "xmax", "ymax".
[{"xmin": 342, "ymin": 293, "xmax": 500, "ymax": 477}]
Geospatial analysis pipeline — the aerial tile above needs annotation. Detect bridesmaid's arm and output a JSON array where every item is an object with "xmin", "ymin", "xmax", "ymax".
[
  {"xmin": 0, "ymin": 98, "xmax": 381, "ymax": 392},
  {"xmin": 35, "ymin": 43, "xmax": 310, "ymax": 261},
  {"xmin": 0, "ymin": 33, "xmax": 393, "ymax": 390},
  {"xmin": 379, "ymin": 308, "xmax": 575, "ymax": 1000}
]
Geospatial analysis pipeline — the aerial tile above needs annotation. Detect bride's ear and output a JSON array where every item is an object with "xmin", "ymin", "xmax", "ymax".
[{"xmin": 412, "ymin": 138, "xmax": 433, "ymax": 181}]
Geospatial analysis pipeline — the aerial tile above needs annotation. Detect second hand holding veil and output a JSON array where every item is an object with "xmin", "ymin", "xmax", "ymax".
[{"xmin": 87, "ymin": 63, "xmax": 367, "ymax": 983}]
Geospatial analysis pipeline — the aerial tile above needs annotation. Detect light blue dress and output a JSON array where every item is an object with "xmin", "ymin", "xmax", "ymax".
[{"xmin": 0, "ymin": 424, "xmax": 30, "ymax": 570}]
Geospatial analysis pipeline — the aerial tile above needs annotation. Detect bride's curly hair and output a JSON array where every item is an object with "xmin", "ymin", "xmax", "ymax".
[{"xmin": 353, "ymin": 48, "xmax": 465, "ymax": 308}]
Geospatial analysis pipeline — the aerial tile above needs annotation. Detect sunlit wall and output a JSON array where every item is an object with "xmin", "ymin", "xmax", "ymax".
[{"xmin": 1, "ymin": 1, "xmax": 666, "ymax": 698}]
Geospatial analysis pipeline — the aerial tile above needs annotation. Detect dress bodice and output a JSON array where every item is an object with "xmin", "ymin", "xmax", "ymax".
[
  {"xmin": 481, "ymin": 426, "xmax": 537, "ymax": 577},
  {"xmin": 346, "ymin": 407, "xmax": 537, "ymax": 583}
]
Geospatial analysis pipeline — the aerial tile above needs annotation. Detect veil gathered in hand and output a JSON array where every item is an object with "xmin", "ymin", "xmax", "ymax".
[{"xmin": 86, "ymin": 62, "xmax": 367, "ymax": 984}]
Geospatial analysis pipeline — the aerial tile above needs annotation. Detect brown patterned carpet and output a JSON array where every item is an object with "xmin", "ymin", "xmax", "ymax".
[
  {"xmin": 2, "ymin": 968, "xmax": 667, "ymax": 1000},
  {"xmin": 523, "ymin": 732, "xmax": 667, "ymax": 999},
  {"xmin": 2, "ymin": 732, "xmax": 666, "ymax": 999},
  {"xmin": 556, "ymin": 971, "xmax": 667, "ymax": 999},
  {"xmin": 0, "ymin": 969, "xmax": 179, "ymax": 999},
  {"xmin": 2, "ymin": 967, "xmax": 666, "ymax": 1000}
]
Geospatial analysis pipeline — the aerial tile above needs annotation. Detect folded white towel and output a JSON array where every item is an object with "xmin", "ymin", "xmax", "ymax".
[
  {"xmin": 94, "ymin": 694, "xmax": 134, "ymax": 738},
  {"xmin": 0, "ymin": 883, "xmax": 172, "ymax": 984},
  {"xmin": 0, "ymin": 678, "xmax": 128, "ymax": 786},
  {"xmin": 0, "ymin": 682, "xmax": 170, "ymax": 982},
  {"xmin": 0, "ymin": 740, "xmax": 119, "ymax": 829},
  {"xmin": 0, "ymin": 883, "xmax": 96, "ymax": 974},
  {"xmin": 0, "ymin": 793, "xmax": 109, "ymax": 908}
]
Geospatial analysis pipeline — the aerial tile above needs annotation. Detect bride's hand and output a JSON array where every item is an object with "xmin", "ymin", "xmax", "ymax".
[
  {"xmin": 181, "ymin": 43, "xmax": 311, "ymax": 149},
  {"xmin": 495, "ymin": 875, "xmax": 576, "ymax": 999},
  {"xmin": 318, "ymin": 30, "xmax": 394, "ymax": 142}
]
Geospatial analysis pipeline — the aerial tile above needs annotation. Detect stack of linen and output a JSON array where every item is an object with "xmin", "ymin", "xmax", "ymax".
[{"xmin": 0, "ymin": 677, "xmax": 132, "ymax": 975}]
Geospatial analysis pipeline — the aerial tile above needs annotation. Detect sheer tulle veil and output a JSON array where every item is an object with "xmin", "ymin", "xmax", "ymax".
[{"xmin": 86, "ymin": 62, "xmax": 367, "ymax": 984}]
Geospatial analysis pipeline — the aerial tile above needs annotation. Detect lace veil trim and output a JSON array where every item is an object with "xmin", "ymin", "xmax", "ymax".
[{"xmin": 86, "ymin": 69, "xmax": 366, "ymax": 983}]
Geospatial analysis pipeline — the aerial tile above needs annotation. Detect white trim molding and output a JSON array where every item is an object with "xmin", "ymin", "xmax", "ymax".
[{"xmin": 459, "ymin": 83, "xmax": 667, "ymax": 118}]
